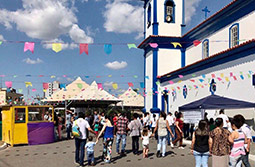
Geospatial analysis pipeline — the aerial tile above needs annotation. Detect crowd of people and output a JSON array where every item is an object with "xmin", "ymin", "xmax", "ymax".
[{"xmin": 53, "ymin": 109, "xmax": 253, "ymax": 167}]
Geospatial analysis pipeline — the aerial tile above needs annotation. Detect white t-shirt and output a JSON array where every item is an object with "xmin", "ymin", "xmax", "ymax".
[
  {"xmin": 151, "ymin": 117, "xmax": 157, "ymax": 128},
  {"xmin": 73, "ymin": 118, "xmax": 90, "ymax": 140},
  {"xmin": 166, "ymin": 115, "xmax": 174, "ymax": 126},
  {"xmin": 241, "ymin": 123, "xmax": 252, "ymax": 149},
  {"xmin": 142, "ymin": 132, "xmax": 152, "ymax": 145},
  {"xmin": 143, "ymin": 116, "xmax": 150, "ymax": 126},
  {"xmin": 217, "ymin": 114, "xmax": 229, "ymax": 128}
]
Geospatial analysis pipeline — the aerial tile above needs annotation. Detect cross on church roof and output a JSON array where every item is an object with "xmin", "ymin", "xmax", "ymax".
[{"xmin": 202, "ymin": 6, "xmax": 210, "ymax": 19}]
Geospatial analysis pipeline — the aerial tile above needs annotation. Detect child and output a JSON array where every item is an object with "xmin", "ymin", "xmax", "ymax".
[
  {"xmin": 141, "ymin": 128, "xmax": 151, "ymax": 158},
  {"xmin": 228, "ymin": 118, "xmax": 247, "ymax": 167},
  {"xmin": 94, "ymin": 123, "xmax": 99, "ymax": 137},
  {"xmin": 85, "ymin": 136, "xmax": 97, "ymax": 166}
]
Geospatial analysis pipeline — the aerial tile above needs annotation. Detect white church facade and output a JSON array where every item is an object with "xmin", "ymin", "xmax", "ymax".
[{"xmin": 138, "ymin": 0, "xmax": 255, "ymax": 123}]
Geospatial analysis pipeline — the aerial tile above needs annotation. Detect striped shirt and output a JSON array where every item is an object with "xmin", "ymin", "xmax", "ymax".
[{"xmin": 230, "ymin": 130, "xmax": 246, "ymax": 157}]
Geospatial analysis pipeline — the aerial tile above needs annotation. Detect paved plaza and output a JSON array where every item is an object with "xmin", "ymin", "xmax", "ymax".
[{"xmin": 0, "ymin": 137, "xmax": 254, "ymax": 167}]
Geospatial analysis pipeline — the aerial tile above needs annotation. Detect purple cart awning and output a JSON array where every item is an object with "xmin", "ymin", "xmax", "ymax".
[{"xmin": 27, "ymin": 122, "xmax": 54, "ymax": 145}]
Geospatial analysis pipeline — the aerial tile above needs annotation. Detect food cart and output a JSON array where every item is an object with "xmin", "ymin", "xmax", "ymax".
[{"xmin": 2, "ymin": 105, "xmax": 54, "ymax": 146}]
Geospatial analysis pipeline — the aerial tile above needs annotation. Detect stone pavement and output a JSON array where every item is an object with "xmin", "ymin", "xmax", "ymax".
[{"xmin": 0, "ymin": 137, "xmax": 254, "ymax": 167}]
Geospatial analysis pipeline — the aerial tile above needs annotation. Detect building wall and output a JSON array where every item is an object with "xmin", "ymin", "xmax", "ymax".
[
  {"xmin": 158, "ymin": 49, "xmax": 181, "ymax": 76},
  {"xmin": 186, "ymin": 11, "xmax": 255, "ymax": 66},
  {"xmin": 145, "ymin": 51, "xmax": 153, "ymax": 110},
  {"xmin": 161, "ymin": 53, "xmax": 255, "ymax": 134}
]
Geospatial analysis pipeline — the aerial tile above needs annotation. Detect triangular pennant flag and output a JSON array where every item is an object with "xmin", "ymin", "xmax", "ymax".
[
  {"xmin": 190, "ymin": 79, "xmax": 195, "ymax": 82},
  {"xmin": 43, "ymin": 89, "xmax": 47, "ymax": 92},
  {"xmin": 18, "ymin": 89, "xmax": 23, "ymax": 93},
  {"xmin": 104, "ymin": 44, "xmax": 112, "ymax": 55},
  {"xmin": 52, "ymin": 43, "xmax": 62, "ymax": 53},
  {"xmin": 225, "ymin": 77, "xmax": 229, "ymax": 82},
  {"xmin": 127, "ymin": 44, "xmax": 137, "ymax": 49},
  {"xmin": 50, "ymin": 75, "xmax": 56, "ymax": 78},
  {"xmin": 156, "ymin": 81, "xmax": 160, "ymax": 85},
  {"xmin": 85, "ymin": 76, "xmax": 89, "ymax": 78},
  {"xmin": 108, "ymin": 75, "xmax": 112, "ymax": 77},
  {"xmin": 25, "ymin": 82, "xmax": 32, "ymax": 87},
  {"xmin": 149, "ymin": 43, "xmax": 158, "ymax": 48},
  {"xmin": 133, "ymin": 75, "xmax": 138, "ymax": 78},
  {"xmin": 217, "ymin": 77, "xmax": 222, "ymax": 81},
  {"xmin": 112, "ymin": 83, "xmax": 118, "ymax": 90},
  {"xmin": 233, "ymin": 76, "xmax": 237, "ymax": 80},
  {"xmin": 178, "ymin": 80, "xmax": 182, "ymax": 83},
  {"xmin": 98, "ymin": 83, "xmax": 103, "ymax": 90},
  {"xmin": 199, "ymin": 79, "xmax": 204, "ymax": 83},
  {"xmin": 24, "ymin": 42, "xmax": 35, "ymax": 53},
  {"xmin": 80, "ymin": 43, "xmax": 88, "ymax": 55},
  {"xmin": 32, "ymin": 89, "xmax": 37, "ymax": 92},
  {"xmin": 5, "ymin": 81, "xmax": 12, "ymax": 88},
  {"xmin": 178, "ymin": 75, "xmax": 184, "ymax": 78},
  {"xmin": 13, "ymin": 75, "xmax": 17, "ymax": 78},
  {"xmin": 193, "ymin": 40, "xmax": 201, "ymax": 46},
  {"xmin": 202, "ymin": 74, "xmax": 206, "ymax": 78},
  {"xmin": 77, "ymin": 83, "xmax": 83, "ymax": 89},
  {"xmin": 220, "ymin": 73, "xmax": 224, "ymax": 78},
  {"xmin": 140, "ymin": 82, "xmax": 145, "ymax": 88},
  {"xmin": 230, "ymin": 72, "xmax": 233, "ymax": 77},
  {"xmin": 168, "ymin": 81, "xmax": 174, "ymax": 84},
  {"xmin": 43, "ymin": 83, "xmax": 49, "ymax": 89},
  {"xmin": 211, "ymin": 74, "xmax": 216, "ymax": 78},
  {"xmin": 171, "ymin": 42, "xmax": 182, "ymax": 48},
  {"xmin": 192, "ymin": 74, "xmax": 196, "ymax": 77},
  {"xmin": 240, "ymin": 75, "xmax": 244, "ymax": 80},
  {"xmin": 0, "ymin": 41, "xmax": 2, "ymax": 45},
  {"xmin": 128, "ymin": 82, "xmax": 134, "ymax": 87},
  {"xmin": 247, "ymin": 74, "xmax": 251, "ymax": 78},
  {"xmin": 145, "ymin": 76, "xmax": 149, "ymax": 79}
]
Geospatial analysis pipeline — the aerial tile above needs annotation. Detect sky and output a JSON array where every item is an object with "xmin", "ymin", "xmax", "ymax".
[{"xmin": 0, "ymin": 0, "xmax": 233, "ymax": 101}]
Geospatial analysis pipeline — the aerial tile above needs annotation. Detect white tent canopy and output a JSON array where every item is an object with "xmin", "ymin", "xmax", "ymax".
[
  {"xmin": 117, "ymin": 87, "xmax": 144, "ymax": 107},
  {"xmin": 71, "ymin": 81, "xmax": 120, "ymax": 102},
  {"xmin": 43, "ymin": 77, "xmax": 89, "ymax": 102}
]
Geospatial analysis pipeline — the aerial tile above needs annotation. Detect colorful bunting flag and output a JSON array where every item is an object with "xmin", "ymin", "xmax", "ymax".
[
  {"xmin": 127, "ymin": 44, "xmax": 137, "ymax": 49},
  {"xmin": 233, "ymin": 76, "xmax": 237, "ymax": 80},
  {"xmin": 24, "ymin": 42, "xmax": 35, "ymax": 53},
  {"xmin": 192, "ymin": 74, "xmax": 196, "ymax": 77},
  {"xmin": 77, "ymin": 83, "xmax": 83, "ymax": 89},
  {"xmin": 202, "ymin": 74, "xmax": 206, "ymax": 78},
  {"xmin": 247, "ymin": 74, "xmax": 251, "ymax": 78},
  {"xmin": 225, "ymin": 77, "xmax": 230, "ymax": 82},
  {"xmin": 52, "ymin": 43, "xmax": 62, "ymax": 53},
  {"xmin": 80, "ymin": 43, "xmax": 88, "ymax": 55},
  {"xmin": 32, "ymin": 89, "xmax": 36, "ymax": 92},
  {"xmin": 60, "ymin": 83, "xmax": 66, "ymax": 89},
  {"xmin": 220, "ymin": 73, "xmax": 224, "ymax": 78},
  {"xmin": 140, "ymin": 82, "xmax": 145, "ymax": 88},
  {"xmin": 145, "ymin": 76, "xmax": 149, "ymax": 79},
  {"xmin": 190, "ymin": 79, "xmax": 195, "ymax": 82},
  {"xmin": 26, "ymin": 75, "xmax": 31, "ymax": 77},
  {"xmin": 85, "ymin": 76, "xmax": 89, "ymax": 78},
  {"xmin": 193, "ymin": 40, "xmax": 201, "ymax": 46},
  {"xmin": 171, "ymin": 42, "xmax": 182, "ymax": 48},
  {"xmin": 108, "ymin": 75, "xmax": 112, "ymax": 77},
  {"xmin": 18, "ymin": 89, "xmax": 23, "ymax": 93},
  {"xmin": 217, "ymin": 77, "xmax": 222, "ymax": 81},
  {"xmin": 178, "ymin": 80, "xmax": 182, "ymax": 83},
  {"xmin": 128, "ymin": 82, "xmax": 134, "ymax": 87},
  {"xmin": 51, "ymin": 75, "xmax": 56, "ymax": 78},
  {"xmin": 0, "ymin": 75, "xmax": 5, "ymax": 77},
  {"xmin": 112, "ymin": 83, "xmax": 118, "ymax": 90},
  {"xmin": 168, "ymin": 81, "xmax": 174, "ymax": 84},
  {"xmin": 104, "ymin": 44, "xmax": 112, "ymax": 55},
  {"xmin": 230, "ymin": 72, "xmax": 233, "ymax": 77},
  {"xmin": 178, "ymin": 75, "xmax": 183, "ymax": 78},
  {"xmin": 0, "ymin": 41, "xmax": 2, "ymax": 45},
  {"xmin": 98, "ymin": 83, "xmax": 103, "ymax": 90},
  {"xmin": 5, "ymin": 81, "xmax": 12, "ymax": 88},
  {"xmin": 63, "ymin": 75, "xmax": 67, "ymax": 77},
  {"xmin": 133, "ymin": 75, "xmax": 138, "ymax": 78},
  {"xmin": 199, "ymin": 79, "xmax": 204, "ymax": 83},
  {"xmin": 149, "ymin": 43, "xmax": 158, "ymax": 48},
  {"xmin": 211, "ymin": 74, "xmax": 216, "ymax": 78},
  {"xmin": 240, "ymin": 75, "xmax": 244, "ymax": 80},
  {"xmin": 13, "ymin": 75, "xmax": 17, "ymax": 78},
  {"xmin": 156, "ymin": 81, "xmax": 160, "ymax": 85},
  {"xmin": 43, "ymin": 83, "xmax": 49, "ymax": 89},
  {"xmin": 25, "ymin": 82, "xmax": 32, "ymax": 87}
]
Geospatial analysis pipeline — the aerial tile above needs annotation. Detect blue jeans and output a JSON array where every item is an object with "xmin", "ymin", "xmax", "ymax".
[
  {"xmin": 66, "ymin": 124, "xmax": 72, "ymax": 139},
  {"xmin": 167, "ymin": 125, "xmax": 175, "ymax": 145},
  {"xmin": 116, "ymin": 134, "xmax": 126, "ymax": 153},
  {"xmin": 242, "ymin": 151, "xmax": 251, "ymax": 167},
  {"xmin": 193, "ymin": 150, "xmax": 209, "ymax": 167},
  {"xmin": 87, "ymin": 151, "xmax": 94, "ymax": 165},
  {"xmin": 229, "ymin": 155, "xmax": 243, "ymax": 167},
  {"xmin": 157, "ymin": 136, "xmax": 166, "ymax": 156},
  {"xmin": 75, "ymin": 138, "xmax": 87, "ymax": 166}
]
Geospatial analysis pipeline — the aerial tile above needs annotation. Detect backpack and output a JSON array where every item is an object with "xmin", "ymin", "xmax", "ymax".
[{"xmin": 72, "ymin": 120, "xmax": 81, "ymax": 137}]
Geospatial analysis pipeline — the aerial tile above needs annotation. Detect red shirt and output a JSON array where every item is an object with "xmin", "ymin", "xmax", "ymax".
[
  {"xmin": 113, "ymin": 116, "xmax": 118, "ymax": 126},
  {"xmin": 176, "ymin": 118, "xmax": 183, "ymax": 130}
]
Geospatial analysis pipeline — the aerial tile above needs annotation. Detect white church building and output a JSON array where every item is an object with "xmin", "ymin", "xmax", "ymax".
[{"xmin": 138, "ymin": 0, "xmax": 255, "ymax": 125}]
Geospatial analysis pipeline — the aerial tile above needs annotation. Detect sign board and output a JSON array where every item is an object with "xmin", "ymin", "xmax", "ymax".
[{"xmin": 183, "ymin": 110, "xmax": 202, "ymax": 125}]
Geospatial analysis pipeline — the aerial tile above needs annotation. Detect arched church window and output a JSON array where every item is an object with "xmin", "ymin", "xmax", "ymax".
[
  {"xmin": 165, "ymin": 0, "xmax": 175, "ymax": 23},
  {"xmin": 229, "ymin": 23, "xmax": 239, "ymax": 48},
  {"xmin": 202, "ymin": 39, "xmax": 209, "ymax": 59},
  {"xmin": 147, "ymin": 3, "xmax": 151, "ymax": 28}
]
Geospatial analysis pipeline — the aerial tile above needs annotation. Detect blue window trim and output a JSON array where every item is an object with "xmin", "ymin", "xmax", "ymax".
[
  {"xmin": 229, "ymin": 23, "xmax": 239, "ymax": 48},
  {"xmin": 202, "ymin": 39, "xmax": 209, "ymax": 59},
  {"xmin": 147, "ymin": 3, "xmax": 152, "ymax": 28},
  {"xmin": 164, "ymin": 0, "xmax": 175, "ymax": 23}
]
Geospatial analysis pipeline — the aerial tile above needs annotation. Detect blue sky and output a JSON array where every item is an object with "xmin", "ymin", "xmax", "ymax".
[{"xmin": 0, "ymin": 0, "xmax": 232, "ymax": 101}]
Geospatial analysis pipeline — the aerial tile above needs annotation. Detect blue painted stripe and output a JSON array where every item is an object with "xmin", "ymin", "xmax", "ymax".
[
  {"xmin": 181, "ymin": 48, "xmax": 186, "ymax": 67},
  {"xmin": 152, "ymin": 48, "xmax": 158, "ymax": 108},
  {"xmin": 153, "ymin": 0, "xmax": 158, "ymax": 35}
]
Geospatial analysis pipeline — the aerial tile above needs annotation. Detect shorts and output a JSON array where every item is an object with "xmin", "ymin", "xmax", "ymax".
[{"xmin": 143, "ymin": 144, "xmax": 149, "ymax": 149}]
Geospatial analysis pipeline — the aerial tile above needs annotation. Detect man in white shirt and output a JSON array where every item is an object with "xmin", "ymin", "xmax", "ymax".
[
  {"xmin": 234, "ymin": 114, "xmax": 251, "ymax": 167},
  {"xmin": 217, "ymin": 109, "xmax": 229, "ymax": 129},
  {"xmin": 166, "ymin": 112, "xmax": 175, "ymax": 147},
  {"xmin": 73, "ymin": 112, "xmax": 95, "ymax": 167},
  {"xmin": 143, "ymin": 113, "xmax": 150, "ymax": 130}
]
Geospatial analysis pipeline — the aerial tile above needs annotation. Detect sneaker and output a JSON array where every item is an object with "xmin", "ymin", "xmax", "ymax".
[
  {"xmin": 74, "ymin": 161, "xmax": 80, "ymax": 165},
  {"xmin": 178, "ymin": 146, "xmax": 184, "ymax": 149},
  {"xmin": 170, "ymin": 143, "xmax": 174, "ymax": 148},
  {"xmin": 156, "ymin": 151, "xmax": 161, "ymax": 158}
]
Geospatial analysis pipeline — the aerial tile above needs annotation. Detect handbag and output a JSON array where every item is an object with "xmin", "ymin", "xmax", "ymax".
[{"xmin": 72, "ymin": 121, "xmax": 81, "ymax": 137}]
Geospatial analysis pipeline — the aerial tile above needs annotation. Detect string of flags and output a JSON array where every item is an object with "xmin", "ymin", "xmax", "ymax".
[{"xmin": 0, "ymin": 38, "xmax": 251, "ymax": 55}]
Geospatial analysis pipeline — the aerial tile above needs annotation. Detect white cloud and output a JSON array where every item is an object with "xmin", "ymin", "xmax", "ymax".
[
  {"xmin": 0, "ymin": 35, "xmax": 4, "ymax": 40},
  {"xmin": 185, "ymin": 0, "xmax": 202, "ymax": 23},
  {"xmin": 0, "ymin": 0, "xmax": 93, "ymax": 43},
  {"xmin": 23, "ymin": 58, "xmax": 43, "ymax": 64},
  {"xmin": 103, "ymin": 0, "xmax": 143, "ymax": 38},
  {"xmin": 105, "ymin": 61, "xmax": 127, "ymax": 70}
]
